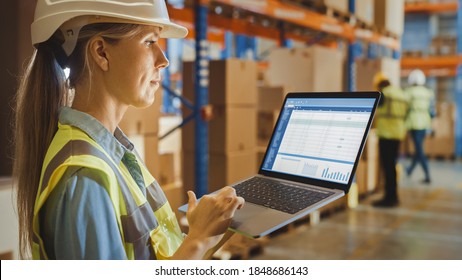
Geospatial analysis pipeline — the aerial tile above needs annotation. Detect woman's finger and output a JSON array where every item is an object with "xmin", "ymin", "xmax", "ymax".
[{"xmin": 187, "ymin": 191, "xmax": 198, "ymax": 213}]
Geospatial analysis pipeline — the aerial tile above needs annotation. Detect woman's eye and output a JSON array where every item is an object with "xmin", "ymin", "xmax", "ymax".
[{"xmin": 145, "ymin": 40, "xmax": 156, "ymax": 46}]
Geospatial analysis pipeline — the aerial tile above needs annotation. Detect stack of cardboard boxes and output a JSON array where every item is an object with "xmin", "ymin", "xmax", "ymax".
[
  {"xmin": 258, "ymin": 45, "xmax": 344, "ymax": 161},
  {"xmin": 182, "ymin": 59, "xmax": 258, "ymax": 194},
  {"xmin": 256, "ymin": 85, "xmax": 287, "ymax": 165}
]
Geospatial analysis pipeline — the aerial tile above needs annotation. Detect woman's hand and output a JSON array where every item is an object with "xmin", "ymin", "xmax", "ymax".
[
  {"xmin": 186, "ymin": 186, "xmax": 244, "ymax": 244},
  {"xmin": 171, "ymin": 186, "xmax": 244, "ymax": 259}
]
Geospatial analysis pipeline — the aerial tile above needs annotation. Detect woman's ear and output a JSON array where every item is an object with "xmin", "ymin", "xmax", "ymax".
[{"xmin": 88, "ymin": 36, "xmax": 109, "ymax": 71}]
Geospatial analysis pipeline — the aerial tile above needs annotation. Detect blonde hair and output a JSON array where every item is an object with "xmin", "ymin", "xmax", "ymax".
[{"xmin": 13, "ymin": 22, "xmax": 145, "ymax": 259}]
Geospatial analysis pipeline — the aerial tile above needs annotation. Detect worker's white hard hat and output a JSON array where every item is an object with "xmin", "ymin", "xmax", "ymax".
[
  {"xmin": 408, "ymin": 69, "xmax": 426, "ymax": 86},
  {"xmin": 32, "ymin": 0, "xmax": 188, "ymax": 55}
]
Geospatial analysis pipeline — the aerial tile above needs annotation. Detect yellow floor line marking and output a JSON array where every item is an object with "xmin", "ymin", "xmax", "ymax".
[{"xmin": 346, "ymin": 188, "xmax": 443, "ymax": 260}]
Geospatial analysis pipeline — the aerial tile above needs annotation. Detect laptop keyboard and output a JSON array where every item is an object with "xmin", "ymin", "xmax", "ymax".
[{"xmin": 233, "ymin": 177, "xmax": 335, "ymax": 214}]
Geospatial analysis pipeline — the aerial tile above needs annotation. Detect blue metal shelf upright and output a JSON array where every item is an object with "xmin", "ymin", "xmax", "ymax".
[
  {"xmin": 456, "ymin": 0, "xmax": 462, "ymax": 157},
  {"xmin": 194, "ymin": 0, "xmax": 209, "ymax": 196}
]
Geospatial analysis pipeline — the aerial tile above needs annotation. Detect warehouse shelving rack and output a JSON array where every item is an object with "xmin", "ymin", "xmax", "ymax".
[
  {"xmin": 165, "ymin": 0, "xmax": 402, "ymax": 196},
  {"xmin": 401, "ymin": 0, "xmax": 462, "ymax": 158}
]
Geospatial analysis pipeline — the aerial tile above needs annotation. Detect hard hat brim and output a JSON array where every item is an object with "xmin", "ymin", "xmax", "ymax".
[{"xmin": 32, "ymin": 12, "xmax": 188, "ymax": 46}]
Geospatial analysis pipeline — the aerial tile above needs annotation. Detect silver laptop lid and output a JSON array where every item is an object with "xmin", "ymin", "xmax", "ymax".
[{"xmin": 259, "ymin": 91, "xmax": 381, "ymax": 194}]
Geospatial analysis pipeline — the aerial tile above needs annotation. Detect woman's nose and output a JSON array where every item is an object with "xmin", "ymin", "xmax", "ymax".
[{"xmin": 154, "ymin": 44, "xmax": 169, "ymax": 69}]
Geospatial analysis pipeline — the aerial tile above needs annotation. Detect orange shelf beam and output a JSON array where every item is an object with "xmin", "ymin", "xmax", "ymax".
[
  {"xmin": 405, "ymin": 2, "xmax": 458, "ymax": 13},
  {"xmin": 401, "ymin": 67, "xmax": 457, "ymax": 77},
  {"xmin": 401, "ymin": 55, "xmax": 462, "ymax": 69},
  {"xmin": 168, "ymin": 1, "xmax": 400, "ymax": 50}
]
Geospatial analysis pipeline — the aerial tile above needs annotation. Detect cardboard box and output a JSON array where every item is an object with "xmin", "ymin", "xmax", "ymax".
[
  {"xmin": 425, "ymin": 137, "xmax": 455, "ymax": 158},
  {"xmin": 159, "ymin": 116, "xmax": 183, "ymax": 182},
  {"xmin": 355, "ymin": 58, "xmax": 401, "ymax": 91},
  {"xmin": 374, "ymin": 0, "xmax": 404, "ymax": 36},
  {"xmin": 183, "ymin": 59, "xmax": 258, "ymax": 106},
  {"xmin": 257, "ymin": 111, "xmax": 279, "ymax": 147},
  {"xmin": 119, "ymin": 88, "xmax": 163, "ymax": 135},
  {"xmin": 208, "ymin": 151, "xmax": 257, "ymax": 193},
  {"xmin": 355, "ymin": 0, "xmax": 374, "ymax": 26},
  {"xmin": 265, "ymin": 46, "xmax": 344, "ymax": 92},
  {"xmin": 158, "ymin": 153, "xmax": 175, "ymax": 185},
  {"xmin": 182, "ymin": 150, "xmax": 257, "ymax": 194},
  {"xmin": 182, "ymin": 106, "xmax": 257, "ymax": 153},
  {"xmin": 258, "ymin": 86, "xmax": 287, "ymax": 112}
]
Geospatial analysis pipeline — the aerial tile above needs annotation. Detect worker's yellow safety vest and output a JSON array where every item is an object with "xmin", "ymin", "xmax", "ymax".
[
  {"xmin": 405, "ymin": 85, "xmax": 434, "ymax": 130},
  {"xmin": 376, "ymin": 85, "xmax": 410, "ymax": 140},
  {"xmin": 32, "ymin": 123, "xmax": 184, "ymax": 259}
]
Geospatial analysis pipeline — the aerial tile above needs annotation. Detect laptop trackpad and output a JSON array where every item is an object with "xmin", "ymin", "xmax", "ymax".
[{"xmin": 231, "ymin": 203, "xmax": 290, "ymax": 237}]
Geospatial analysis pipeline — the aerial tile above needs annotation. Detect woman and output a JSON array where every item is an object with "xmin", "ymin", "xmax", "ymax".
[{"xmin": 14, "ymin": 0, "xmax": 244, "ymax": 259}]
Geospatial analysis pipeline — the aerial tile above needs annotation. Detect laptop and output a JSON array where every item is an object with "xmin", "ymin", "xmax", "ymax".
[{"xmin": 179, "ymin": 91, "xmax": 381, "ymax": 238}]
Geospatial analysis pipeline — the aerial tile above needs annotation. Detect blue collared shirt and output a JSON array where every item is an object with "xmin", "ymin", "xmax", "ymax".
[{"xmin": 41, "ymin": 107, "xmax": 144, "ymax": 259}]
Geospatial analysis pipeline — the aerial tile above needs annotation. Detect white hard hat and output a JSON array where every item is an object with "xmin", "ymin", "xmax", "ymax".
[
  {"xmin": 408, "ymin": 69, "xmax": 426, "ymax": 86},
  {"xmin": 32, "ymin": 0, "xmax": 188, "ymax": 55}
]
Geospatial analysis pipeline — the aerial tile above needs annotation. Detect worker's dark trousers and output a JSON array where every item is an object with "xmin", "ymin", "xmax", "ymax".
[{"xmin": 379, "ymin": 139, "xmax": 401, "ymax": 202}]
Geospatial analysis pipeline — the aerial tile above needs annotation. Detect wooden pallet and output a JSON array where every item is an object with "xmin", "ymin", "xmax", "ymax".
[
  {"xmin": 324, "ymin": 7, "xmax": 354, "ymax": 24},
  {"xmin": 355, "ymin": 18, "xmax": 374, "ymax": 30},
  {"xmin": 402, "ymin": 50, "xmax": 424, "ymax": 58},
  {"xmin": 213, "ymin": 235, "xmax": 268, "ymax": 260},
  {"xmin": 375, "ymin": 27, "xmax": 400, "ymax": 39},
  {"xmin": 427, "ymin": 154, "xmax": 456, "ymax": 161}
]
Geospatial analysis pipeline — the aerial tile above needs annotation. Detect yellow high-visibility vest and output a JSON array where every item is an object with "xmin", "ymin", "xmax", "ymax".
[
  {"xmin": 32, "ymin": 123, "xmax": 183, "ymax": 259},
  {"xmin": 376, "ymin": 85, "xmax": 410, "ymax": 140},
  {"xmin": 405, "ymin": 85, "xmax": 434, "ymax": 130}
]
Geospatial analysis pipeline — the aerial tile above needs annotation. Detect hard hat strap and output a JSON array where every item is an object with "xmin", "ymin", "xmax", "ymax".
[{"xmin": 37, "ymin": 38, "xmax": 69, "ymax": 69}]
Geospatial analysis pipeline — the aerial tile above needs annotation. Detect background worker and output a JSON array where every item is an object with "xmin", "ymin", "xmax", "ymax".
[
  {"xmin": 372, "ymin": 72, "xmax": 410, "ymax": 208},
  {"xmin": 405, "ymin": 69, "xmax": 435, "ymax": 184},
  {"xmin": 13, "ymin": 0, "xmax": 244, "ymax": 260}
]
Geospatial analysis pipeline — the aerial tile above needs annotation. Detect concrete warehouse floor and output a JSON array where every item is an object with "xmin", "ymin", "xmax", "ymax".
[{"xmin": 250, "ymin": 159, "xmax": 462, "ymax": 260}]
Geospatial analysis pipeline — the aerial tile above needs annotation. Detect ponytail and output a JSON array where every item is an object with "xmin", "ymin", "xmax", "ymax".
[{"xmin": 13, "ymin": 46, "xmax": 68, "ymax": 259}]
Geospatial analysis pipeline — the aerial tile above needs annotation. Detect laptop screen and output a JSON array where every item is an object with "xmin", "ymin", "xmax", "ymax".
[{"xmin": 261, "ymin": 96, "xmax": 377, "ymax": 186}]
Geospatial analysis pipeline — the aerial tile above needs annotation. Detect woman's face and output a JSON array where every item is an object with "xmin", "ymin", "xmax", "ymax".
[{"xmin": 105, "ymin": 26, "xmax": 168, "ymax": 108}]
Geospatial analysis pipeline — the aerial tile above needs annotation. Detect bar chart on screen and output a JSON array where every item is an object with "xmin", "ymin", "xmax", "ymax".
[{"xmin": 321, "ymin": 167, "xmax": 350, "ymax": 182}]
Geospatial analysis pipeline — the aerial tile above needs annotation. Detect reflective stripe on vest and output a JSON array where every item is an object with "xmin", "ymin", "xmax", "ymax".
[{"xmin": 32, "ymin": 132, "xmax": 182, "ymax": 259}]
